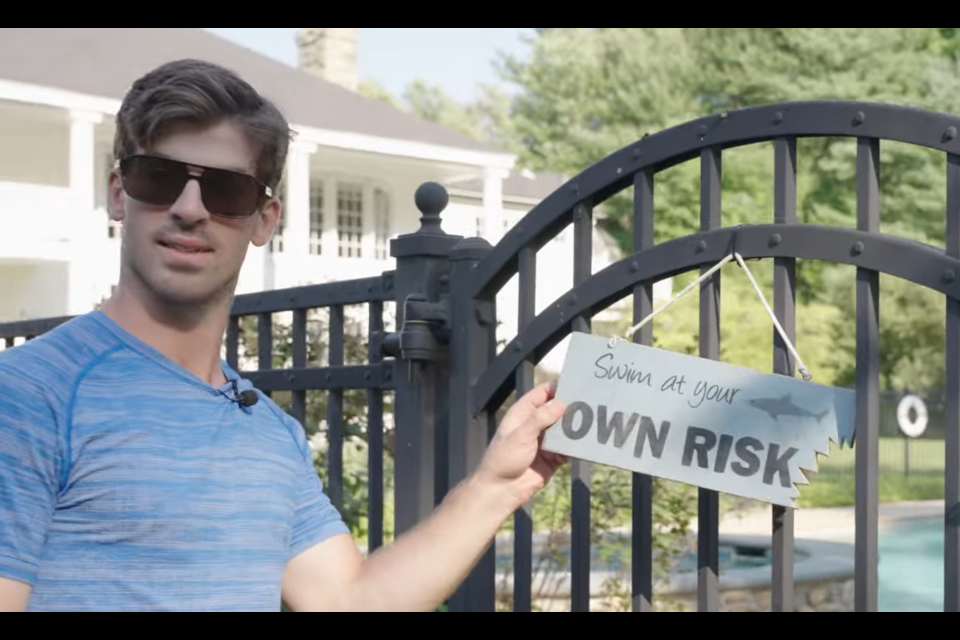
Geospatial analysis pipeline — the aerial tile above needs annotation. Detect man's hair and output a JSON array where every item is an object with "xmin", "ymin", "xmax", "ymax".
[{"xmin": 113, "ymin": 58, "xmax": 291, "ymax": 190}]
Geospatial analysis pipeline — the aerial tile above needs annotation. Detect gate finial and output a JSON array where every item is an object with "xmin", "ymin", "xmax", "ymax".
[{"xmin": 414, "ymin": 181, "xmax": 449, "ymax": 235}]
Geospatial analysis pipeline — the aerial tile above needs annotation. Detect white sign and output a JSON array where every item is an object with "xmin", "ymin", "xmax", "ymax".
[
  {"xmin": 541, "ymin": 332, "xmax": 857, "ymax": 508},
  {"xmin": 897, "ymin": 394, "xmax": 928, "ymax": 438}
]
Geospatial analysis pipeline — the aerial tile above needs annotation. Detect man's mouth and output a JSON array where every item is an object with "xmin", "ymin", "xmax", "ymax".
[{"xmin": 158, "ymin": 239, "xmax": 213, "ymax": 253}]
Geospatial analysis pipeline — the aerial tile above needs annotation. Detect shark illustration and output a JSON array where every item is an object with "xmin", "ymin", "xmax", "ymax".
[{"xmin": 747, "ymin": 393, "xmax": 831, "ymax": 423}]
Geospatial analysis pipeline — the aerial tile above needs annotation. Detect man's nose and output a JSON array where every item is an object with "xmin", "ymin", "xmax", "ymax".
[{"xmin": 169, "ymin": 177, "xmax": 210, "ymax": 225}]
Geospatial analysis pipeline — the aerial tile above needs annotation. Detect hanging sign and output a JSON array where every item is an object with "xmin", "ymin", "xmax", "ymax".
[{"xmin": 541, "ymin": 332, "xmax": 857, "ymax": 508}]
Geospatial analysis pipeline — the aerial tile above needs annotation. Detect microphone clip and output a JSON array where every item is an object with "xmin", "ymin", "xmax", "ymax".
[{"xmin": 230, "ymin": 379, "xmax": 259, "ymax": 408}]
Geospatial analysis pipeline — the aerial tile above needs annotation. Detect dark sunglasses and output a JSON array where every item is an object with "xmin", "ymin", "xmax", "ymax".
[{"xmin": 117, "ymin": 154, "xmax": 273, "ymax": 219}]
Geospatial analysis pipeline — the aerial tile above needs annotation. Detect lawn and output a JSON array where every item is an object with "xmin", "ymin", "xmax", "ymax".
[
  {"xmin": 795, "ymin": 437, "xmax": 946, "ymax": 508},
  {"xmin": 508, "ymin": 437, "xmax": 948, "ymax": 535}
]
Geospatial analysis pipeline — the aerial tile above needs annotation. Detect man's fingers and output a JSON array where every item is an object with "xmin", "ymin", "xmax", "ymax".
[
  {"xmin": 517, "ymin": 381, "xmax": 557, "ymax": 411},
  {"xmin": 528, "ymin": 398, "xmax": 566, "ymax": 433}
]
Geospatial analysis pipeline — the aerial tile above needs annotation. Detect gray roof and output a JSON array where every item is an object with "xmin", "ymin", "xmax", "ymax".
[
  {"xmin": 0, "ymin": 28, "xmax": 506, "ymax": 156},
  {"xmin": 448, "ymin": 169, "xmax": 568, "ymax": 201}
]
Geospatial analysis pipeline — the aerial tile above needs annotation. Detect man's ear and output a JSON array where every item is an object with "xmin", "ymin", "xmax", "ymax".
[
  {"xmin": 106, "ymin": 169, "xmax": 126, "ymax": 223},
  {"xmin": 251, "ymin": 198, "xmax": 282, "ymax": 248}
]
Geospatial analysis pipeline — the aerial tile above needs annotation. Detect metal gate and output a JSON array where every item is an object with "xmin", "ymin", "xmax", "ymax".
[{"xmin": 2, "ymin": 100, "xmax": 958, "ymax": 612}]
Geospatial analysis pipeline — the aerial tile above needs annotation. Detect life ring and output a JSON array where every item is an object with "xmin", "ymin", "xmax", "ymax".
[{"xmin": 897, "ymin": 394, "xmax": 928, "ymax": 438}]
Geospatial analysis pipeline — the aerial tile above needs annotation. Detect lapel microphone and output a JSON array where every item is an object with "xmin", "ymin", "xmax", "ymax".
[{"xmin": 231, "ymin": 379, "xmax": 259, "ymax": 407}]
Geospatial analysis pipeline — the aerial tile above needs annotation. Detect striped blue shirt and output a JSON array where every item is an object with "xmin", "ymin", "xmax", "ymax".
[{"xmin": 0, "ymin": 311, "xmax": 349, "ymax": 612}]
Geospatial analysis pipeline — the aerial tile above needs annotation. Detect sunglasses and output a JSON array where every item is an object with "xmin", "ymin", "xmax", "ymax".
[{"xmin": 117, "ymin": 154, "xmax": 273, "ymax": 219}]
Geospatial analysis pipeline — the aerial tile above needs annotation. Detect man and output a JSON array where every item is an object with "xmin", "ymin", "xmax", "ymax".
[{"xmin": 0, "ymin": 59, "xmax": 567, "ymax": 612}]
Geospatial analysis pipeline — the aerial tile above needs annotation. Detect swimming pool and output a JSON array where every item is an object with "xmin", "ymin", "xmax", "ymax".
[{"xmin": 879, "ymin": 517, "xmax": 945, "ymax": 612}]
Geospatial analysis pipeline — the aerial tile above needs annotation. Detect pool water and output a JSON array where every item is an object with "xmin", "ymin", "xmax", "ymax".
[
  {"xmin": 879, "ymin": 517, "xmax": 945, "ymax": 612},
  {"xmin": 672, "ymin": 543, "xmax": 773, "ymax": 573},
  {"xmin": 496, "ymin": 517, "xmax": 948, "ymax": 611}
]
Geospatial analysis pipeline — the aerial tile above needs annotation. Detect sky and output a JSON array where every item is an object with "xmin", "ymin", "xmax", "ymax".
[{"xmin": 201, "ymin": 28, "xmax": 535, "ymax": 103}]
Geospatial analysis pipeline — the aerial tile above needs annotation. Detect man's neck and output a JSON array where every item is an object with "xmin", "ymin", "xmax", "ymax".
[{"xmin": 100, "ymin": 281, "xmax": 233, "ymax": 387}]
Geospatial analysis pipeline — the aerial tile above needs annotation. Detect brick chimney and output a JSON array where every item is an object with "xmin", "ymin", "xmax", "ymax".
[{"xmin": 296, "ymin": 28, "xmax": 359, "ymax": 92}]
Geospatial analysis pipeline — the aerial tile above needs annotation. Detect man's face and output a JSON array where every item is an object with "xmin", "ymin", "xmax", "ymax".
[{"xmin": 107, "ymin": 121, "xmax": 280, "ymax": 308}]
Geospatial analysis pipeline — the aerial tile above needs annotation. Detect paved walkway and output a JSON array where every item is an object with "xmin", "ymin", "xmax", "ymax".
[{"xmin": 692, "ymin": 500, "xmax": 944, "ymax": 542}]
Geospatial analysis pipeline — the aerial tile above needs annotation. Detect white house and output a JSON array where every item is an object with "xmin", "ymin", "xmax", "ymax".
[{"xmin": 0, "ymin": 28, "xmax": 668, "ymax": 371}]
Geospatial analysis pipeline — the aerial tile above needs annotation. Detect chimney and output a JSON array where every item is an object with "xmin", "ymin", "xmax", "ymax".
[{"xmin": 296, "ymin": 28, "xmax": 359, "ymax": 92}]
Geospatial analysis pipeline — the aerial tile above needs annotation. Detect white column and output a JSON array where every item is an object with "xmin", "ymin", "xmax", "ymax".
[
  {"xmin": 67, "ymin": 109, "xmax": 104, "ymax": 315},
  {"xmin": 283, "ymin": 140, "xmax": 316, "ymax": 257},
  {"xmin": 483, "ymin": 167, "xmax": 509, "ymax": 244},
  {"xmin": 269, "ymin": 140, "xmax": 316, "ymax": 289}
]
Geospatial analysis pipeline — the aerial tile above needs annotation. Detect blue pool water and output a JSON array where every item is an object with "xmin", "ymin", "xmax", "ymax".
[
  {"xmin": 496, "ymin": 517, "xmax": 947, "ymax": 611},
  {"xmin": 879, "ymin": 517, "xmax": 945, "ymax": 612}
]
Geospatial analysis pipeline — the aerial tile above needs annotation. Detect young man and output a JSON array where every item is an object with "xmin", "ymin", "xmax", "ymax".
[{"xmin": 0, "ymin": 59, "xmax": 567, "ymax": 612}]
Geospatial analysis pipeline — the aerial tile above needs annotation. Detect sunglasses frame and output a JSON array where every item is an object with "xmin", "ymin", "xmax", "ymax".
[{"xmin": 115, "ymin": 154, "xmax": 274, "ymax": 219}]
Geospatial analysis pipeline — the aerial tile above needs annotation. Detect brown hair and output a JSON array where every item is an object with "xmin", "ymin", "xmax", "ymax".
[{"xmin": 113, "ymin": 58, "xmax": 291, "ymax": 190}]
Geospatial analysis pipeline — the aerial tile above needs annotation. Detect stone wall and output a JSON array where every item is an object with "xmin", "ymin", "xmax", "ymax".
[{"xmin": 662, "ymin": 577, "xmax": 855, "ymax": 612}]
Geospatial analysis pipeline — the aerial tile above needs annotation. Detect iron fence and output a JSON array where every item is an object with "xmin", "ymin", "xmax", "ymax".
[{"xmin": 2, "ymin": 101, "xmax": 959, "ymax": 613}]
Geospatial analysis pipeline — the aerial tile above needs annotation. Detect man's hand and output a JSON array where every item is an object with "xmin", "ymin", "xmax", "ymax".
[
  {"xmin": 283, "ymin": 381, "xmax": 568, "ymax": 612},
  {"xmin": 475, "ymin": 381, "xmax": 568, "ymax": 510}
]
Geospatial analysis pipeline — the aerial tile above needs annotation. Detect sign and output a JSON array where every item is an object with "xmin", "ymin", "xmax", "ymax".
[
  {"xmin": 897, "ymin": 394, "xmax": 928, "ymax": 438},
  {"xmin": 541, "ymin": 332, "xmax": 857, "ymax": 508}
]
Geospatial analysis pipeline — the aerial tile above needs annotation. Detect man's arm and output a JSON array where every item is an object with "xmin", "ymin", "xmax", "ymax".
[
  {"xmin": 0, "ymin": 578, "xmax": 30, "ymax": 613},
  {"xmin": 0, "ymin": 357, "xmax": 61, "ymax": 612},
  {"xmin": 282, "ymin": 382, "xmax": 567, "ymax": 612}
]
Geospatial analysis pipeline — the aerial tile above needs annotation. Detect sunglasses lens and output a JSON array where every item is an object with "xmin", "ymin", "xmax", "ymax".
[
  {"xmin": 201, "ymin": 170, "xmax": 262, "ymax": 218},
  {"xmin": 122, "ymin": 156, "xmax": 187, "ymax": 206},
  {"xmin": 121, "ymin": 156, "xmax": 265, "ymax": 218}
]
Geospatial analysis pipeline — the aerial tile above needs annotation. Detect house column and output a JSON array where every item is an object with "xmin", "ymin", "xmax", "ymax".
[
  {"xmin": 67, "ymin": 109, "xmax": 105, "ymax": 315},
  {"xmin": 283, "ymin": 140, "xmax": 317, "ymax": 256},
  {"xmin": 482, "ymin": 167, "xmax": 509, "ymax": 243},
  {"xmin": 269, "ymin": 140, "xmax": 316, "ymax": 288}
]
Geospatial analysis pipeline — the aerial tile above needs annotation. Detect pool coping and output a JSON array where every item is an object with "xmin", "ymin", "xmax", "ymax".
[
  {"xmin": 657, "ymin": 534, "xmax": 855, "ymax": 594},
  {"xmin": 695, "ymin": 500, "xmax": 945, "ymax": 541}
]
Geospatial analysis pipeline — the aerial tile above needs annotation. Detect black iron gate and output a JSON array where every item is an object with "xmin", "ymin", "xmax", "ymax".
[{"xmin": 1, "ymin": 100, "xmax": 958, "ymax": 613}]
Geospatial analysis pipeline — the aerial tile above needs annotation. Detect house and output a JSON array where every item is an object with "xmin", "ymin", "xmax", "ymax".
[{"xmin": 0, "ymin": 28, "xmax": 669, "ymax": 371}]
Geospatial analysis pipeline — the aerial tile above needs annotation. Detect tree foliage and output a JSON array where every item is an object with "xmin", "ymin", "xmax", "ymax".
[{"xmin": 310, "ymin": 29, "xmax": 960, "ymax": 608}]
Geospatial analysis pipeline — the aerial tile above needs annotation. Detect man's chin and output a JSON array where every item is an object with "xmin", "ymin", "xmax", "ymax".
[{"xmin": 147, "ymin": 276, "xmax": 234, "ymax": 310}]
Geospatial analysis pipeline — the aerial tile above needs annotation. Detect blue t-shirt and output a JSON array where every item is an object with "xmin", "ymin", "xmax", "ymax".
[{"xmin": 0, "ymin": 311, "xmax": 349, "ymax": 612}]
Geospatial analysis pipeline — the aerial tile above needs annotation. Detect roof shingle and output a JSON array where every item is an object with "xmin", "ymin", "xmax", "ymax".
[{"xmin": 0, "ymin": 28, "xmax": 507, "ymax": 156}]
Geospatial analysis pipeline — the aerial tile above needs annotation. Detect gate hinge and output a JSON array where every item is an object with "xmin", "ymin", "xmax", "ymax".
[{"xmin": 381, "ymin": 293, "xmax": 451, "ymax": 362}]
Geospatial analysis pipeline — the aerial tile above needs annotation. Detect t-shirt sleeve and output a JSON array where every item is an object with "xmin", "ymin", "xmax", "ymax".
[
  {"xmin": 0, "ymin": 362, "xmax": 61, "ymax": 586},
  {"xmin": 286, "ymin": 416, "xmax": 351, "ymax": 559}
]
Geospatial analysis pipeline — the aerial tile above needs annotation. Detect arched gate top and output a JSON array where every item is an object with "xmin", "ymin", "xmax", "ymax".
[
  {"xmin": 472, "ymin": 223, "xmax": 960, "ymax": 414},
  {"xmin": 466, "ymin": 100, "xmax": 960, "ymax": 301}
]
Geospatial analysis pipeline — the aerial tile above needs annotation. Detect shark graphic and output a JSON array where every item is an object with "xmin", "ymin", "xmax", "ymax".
[{"xmin": 747, "ymin": 393, "xmax": 831, "ymax": 423}]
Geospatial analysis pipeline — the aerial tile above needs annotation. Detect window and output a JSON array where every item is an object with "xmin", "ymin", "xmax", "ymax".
[
  {"xmin": 309, "ymin": 182, "xmax": 324, "ymax": 255},
  {"xmin": 337, "ymin": 183, "xmax": 363, "ymax": 258},
  {"xmin": 374, "ymin": 187, "xmax": 390, "ymax": 260}
]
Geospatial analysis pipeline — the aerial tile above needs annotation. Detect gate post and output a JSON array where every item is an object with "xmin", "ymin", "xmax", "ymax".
[
  {"xmin": 446, "ymin": 236, "xmax": 497, "ymax": 612},
  {"xmin": 387, "ymin": 182, "xmax": 461, "ymax": 538}
]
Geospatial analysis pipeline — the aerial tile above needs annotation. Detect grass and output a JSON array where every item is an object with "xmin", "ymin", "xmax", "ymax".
[
  {"xmin": 509, "ymin": 437, "xmax": 948, "ymax": 534},
  {"xmin": 795, "ymin": 437, "xmax": 946, "ymax": 508}
]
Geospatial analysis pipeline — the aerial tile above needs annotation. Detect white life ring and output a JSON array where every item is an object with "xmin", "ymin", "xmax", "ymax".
[{"xmin": 897, "ymin": 394, "xmax": 928, "ymax": 438}]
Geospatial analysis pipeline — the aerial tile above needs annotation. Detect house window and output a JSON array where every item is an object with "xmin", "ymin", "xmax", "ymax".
[
  {"xmin": 374, "ymin": 187, "xmax": 390, "ymax": 260},
  {"xmin": 337, "ymin": 183, "xmax": 363, "ymax": 258},
  {"xmin": 309, "ymin": 182, "xmax": 324, "ymax": 255}
]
